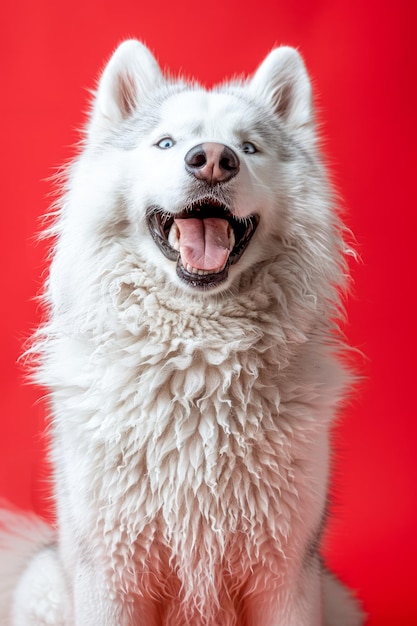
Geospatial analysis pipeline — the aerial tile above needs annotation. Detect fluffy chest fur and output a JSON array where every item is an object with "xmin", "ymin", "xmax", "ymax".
[{"xmin": 46, "ymin": 257, "xmax": 340, "ymax": 620}]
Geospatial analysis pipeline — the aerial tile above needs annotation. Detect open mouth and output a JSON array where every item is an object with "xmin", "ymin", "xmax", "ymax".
[{"xmin": 146, "ymin": 200, "xmax": 259, "ymax": 290}]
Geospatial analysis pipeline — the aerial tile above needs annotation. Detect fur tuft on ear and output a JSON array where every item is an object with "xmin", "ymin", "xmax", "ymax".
[
  {"xmin": 88, "ymin": 40, "xmax": 164, "ymax": 140},
  {"xmin": 250, "ymin": 47, "xmax": 313, "ymax": 130}
]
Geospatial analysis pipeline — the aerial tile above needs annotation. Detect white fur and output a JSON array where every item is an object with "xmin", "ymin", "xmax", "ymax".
[{"xmin": 0, "ymin": 41, "xmax": 364, "ymax": 625}]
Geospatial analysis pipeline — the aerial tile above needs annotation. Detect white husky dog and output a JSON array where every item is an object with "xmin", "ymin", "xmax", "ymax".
[{"xmin": 0, "ymin": 41, "xmax": 363, "ymax": 625}]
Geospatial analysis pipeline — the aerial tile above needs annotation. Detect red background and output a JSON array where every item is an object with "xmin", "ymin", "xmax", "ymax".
[{"xmin": 0, "ymin": 1, "xmax": 415, "ymax": 624}]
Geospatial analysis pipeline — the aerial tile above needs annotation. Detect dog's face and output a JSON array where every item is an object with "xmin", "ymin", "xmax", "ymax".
[
  {"xmin": 82, "ymin": 41, "xmax": 317, "ymax": 295},
  {"xmin": 127, "ymin": 89, "xmax": 282, "ymax": 293}
]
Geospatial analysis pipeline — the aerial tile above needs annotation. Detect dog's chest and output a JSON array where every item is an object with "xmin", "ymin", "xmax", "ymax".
[
  {"xmin": 53, "ymin": 288, "xmax": 326, "ymax": 544},
  {"xmin": 88, "ymin": 356, "xmax": 301, "ymax": 599},
  {"xmin": 51, "ymin": 291, "xmax": 332, "ymax": 611},
  {"xmin": 91, "ymin": 348, "xmax": 296, "ymax": 528},
  {"xmin": 62, "ymin": 327, "xmax": 302, "ymax": 551}
]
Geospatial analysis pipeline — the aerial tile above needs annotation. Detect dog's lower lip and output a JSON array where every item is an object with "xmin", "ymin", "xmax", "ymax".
[
  {"xmin": 176, "ymin": 259, "xmax": 230, "ymax": 289},
  {"xmin": 146, "ymin": 204, "xmax": 259, "ymax": 289}
]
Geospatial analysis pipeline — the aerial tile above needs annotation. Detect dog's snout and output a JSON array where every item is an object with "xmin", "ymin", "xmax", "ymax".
[{"xmin": 184, "ymin": 143, "xmax": 240, "ymax": 184}]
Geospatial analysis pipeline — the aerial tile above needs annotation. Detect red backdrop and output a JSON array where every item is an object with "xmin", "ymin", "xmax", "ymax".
[{"xmin": 0, "ymin": 1, "xmax": 415, "ymax": 624}]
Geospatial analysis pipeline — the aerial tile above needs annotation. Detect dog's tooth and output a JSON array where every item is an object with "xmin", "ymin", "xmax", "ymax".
[
  {"xmin": 183, "ymin": 263, "xmax": 227, "ymax": 276},
  {"xmin": 168, "ymin": 223, "xmax": 180, "ymax": 250},
  {"xmin": 228, "ymin": 223, "xmax": 235, "ymax": 250}
]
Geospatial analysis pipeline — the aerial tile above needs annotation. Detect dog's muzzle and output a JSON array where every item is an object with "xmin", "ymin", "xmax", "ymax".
[{"xmin": 146, "ymin": 142, "xmax": 258, "ymax": 291}]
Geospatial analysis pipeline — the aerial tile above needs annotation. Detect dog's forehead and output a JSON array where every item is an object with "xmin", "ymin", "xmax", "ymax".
[{"xmin": 159, "ymin": 89, "xmax": 251, "ymax": 135}]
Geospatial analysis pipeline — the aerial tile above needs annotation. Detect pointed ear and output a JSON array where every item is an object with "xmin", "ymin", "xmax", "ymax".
[
  {"xmin": 250, "ymin": 47, "xmax": 313, "ymax": 130},
  {"xmin": 88, "ymin": 40, "xmax": 164, "ymax": 140}
]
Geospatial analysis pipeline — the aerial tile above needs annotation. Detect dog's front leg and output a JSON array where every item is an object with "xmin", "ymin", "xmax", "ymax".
[
  {"xmin": 242, "ymin": 558, "xmax": 323, "ymax": 626},
  {"xmin": 72, "ymin": 558, "xmax": 162, "ymax": 626},
  {"xmin": 72, "ymin": 558, "xmax": 127, "ymax": 626}
]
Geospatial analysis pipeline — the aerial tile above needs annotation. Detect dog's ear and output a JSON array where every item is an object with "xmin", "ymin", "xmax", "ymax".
[
  {"xmin": 250, "ymin": 47, "xmax": 313, "ymax": 130},
  {"xmin": 88, "ymin": 40, "xmax": 164, "ymax": 140}
]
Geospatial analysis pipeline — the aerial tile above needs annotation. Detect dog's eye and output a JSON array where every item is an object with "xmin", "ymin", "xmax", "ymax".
[
  {"xmin": 242, "ymin": 141, "xmax": 258, "ymax": 154},
  {"xmin": 157, "ymin": 137, "xmax": 175, "ymax": 150}
]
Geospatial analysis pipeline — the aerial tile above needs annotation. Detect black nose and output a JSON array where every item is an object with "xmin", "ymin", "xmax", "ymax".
[{"xmin": 184, "ymin": 142, "xmax": 240, "ymax": 184}]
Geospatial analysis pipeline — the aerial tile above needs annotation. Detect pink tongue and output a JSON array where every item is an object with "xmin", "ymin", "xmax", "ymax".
[{"xmin": 174, "ymin": 217, "xmax": 231, "ymax": 272}]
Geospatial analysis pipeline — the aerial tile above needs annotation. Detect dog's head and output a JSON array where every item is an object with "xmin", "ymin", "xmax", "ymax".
[{"xmin": 62, "ymin": 41, "xmax": 338, "ymax": 299}]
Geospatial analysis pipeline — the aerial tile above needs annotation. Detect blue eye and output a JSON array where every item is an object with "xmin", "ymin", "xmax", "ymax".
[
  {"xmin": 157, "ymin": 137, "xmax": 175, "ymax": 149},
  {"xmin": 242, "ymin": 141, "xmax": 257, "ymax": 154}
]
